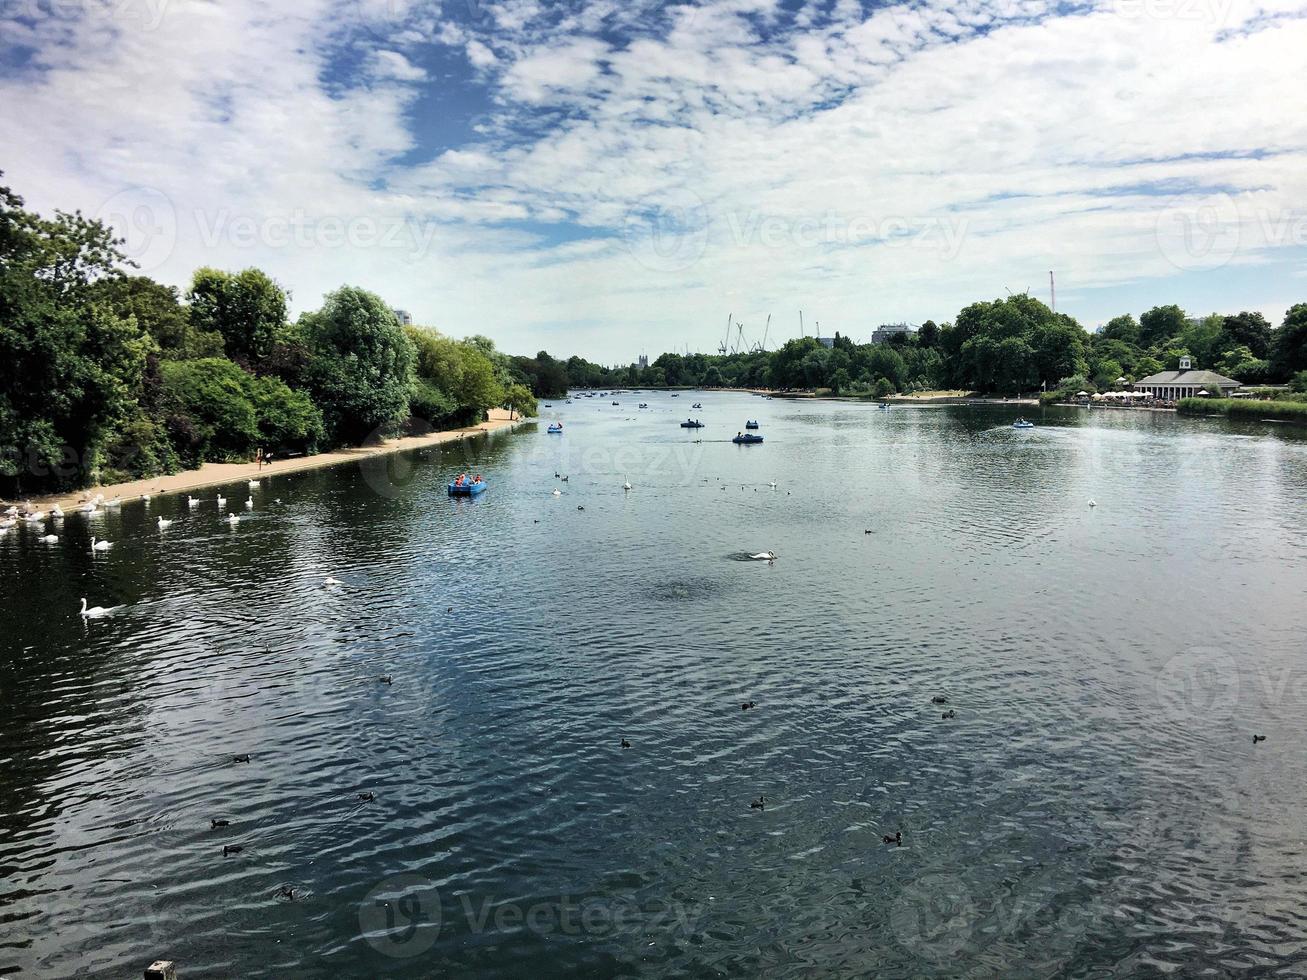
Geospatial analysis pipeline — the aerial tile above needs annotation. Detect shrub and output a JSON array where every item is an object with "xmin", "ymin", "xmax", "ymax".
[{"xmin": 1179, "ymin": 397, "xmax": 1307, "ymax": 423}]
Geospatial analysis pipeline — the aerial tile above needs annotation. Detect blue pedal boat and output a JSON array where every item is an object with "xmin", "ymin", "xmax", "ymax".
[
  {"xmin": 547, "ymin": 423, "xmax": 563, "ymax": 433},
  {"xmin": 1012, "ymin": 419, "xmax": 1035, "ymax": 429},
  {"xmin": 732, "ymin": 433, "xmax": 764, "ymax": 444},
  {"xmin": 680, "ymin": 419, "xmax": 704, "ymax": 428},
  {"xmin": 448, "ymin": 479, "xmax": 487, "ymax": 496},
  {"xmin": 745, "ymin": 420, "xmax": 760, "ymax": 429}
]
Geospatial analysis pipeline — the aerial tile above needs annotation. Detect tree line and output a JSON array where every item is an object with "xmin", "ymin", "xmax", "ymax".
[
  {"xmin": 0, "ymin": 178, "xmax": 539, "ymax": 495},
  {"xmin": 4, "ymin": 173, "xmax": 1306, "ymax": 494},
  {"xmin": 560, "ymin": 294, "xmax": 1307, "ymax": 400}
]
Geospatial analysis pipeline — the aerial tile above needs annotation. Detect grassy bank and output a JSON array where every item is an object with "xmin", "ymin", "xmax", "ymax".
[{"xmin": 1178, "ymin": 398, "xmax": 1307, "ymax": 424}]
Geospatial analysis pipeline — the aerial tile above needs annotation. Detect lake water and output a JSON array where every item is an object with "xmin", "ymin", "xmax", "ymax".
[{"xmin": 3, "ymin": 392, "xmax": 1307, "ymax": 978}]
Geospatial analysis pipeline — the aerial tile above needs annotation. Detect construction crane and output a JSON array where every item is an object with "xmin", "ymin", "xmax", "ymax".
[
  {"xmin": 719, "ymin": 313, "xmax": 731, "ymax": 355},
  {"xmin": 750, "ymin": 314, "xmax": 771, "ymax": 353}
]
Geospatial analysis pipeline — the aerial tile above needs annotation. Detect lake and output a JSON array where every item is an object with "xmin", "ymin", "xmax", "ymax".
[{"xmin": 2, "ymin": 392, "xmax": 1306, "ymax": 977}]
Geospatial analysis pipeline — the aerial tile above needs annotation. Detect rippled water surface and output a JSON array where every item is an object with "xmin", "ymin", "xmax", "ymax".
[{"xmin": 3, "ymin": 393, "xmax": 1307, "ymax": 978}]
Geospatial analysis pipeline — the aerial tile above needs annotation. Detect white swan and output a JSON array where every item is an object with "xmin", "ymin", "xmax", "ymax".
[
  {"xmin": 39, "ymin": 533, "xmax": 59, "ymax": 543},
  {"xmin": 623, "ymin": 481, "xmax": 632, "ymax": 491},
  {"xmin": 51, "ymin": 504, "xmax": 64, "ymax": 518},
  {"xmin": 216, "ymin": 495, "xmax": 227, "ymax": 509},
  {"xmin": 227, "ymin": 512, "xmax": 240, "ymax": 525},
  {"xmin": 768, "ymin": 481, "xmax": 777, "ymax": 489},
  {"xmin": 80, "ymin": 501, "xmax": 98, "ymax": 514},
  {"xmin": 90, "ymin": 536, "xmax": 112, "ymax": 552},
  {"xmin": 141, "ymin": 494, "xmax": 151, "ymax": 503},
  {"xmin": 248, "ymin": 480, "xmax": 261, "ymax": 488},
  {"xmin": 245, "ymin": 497, "xmax": 253, "ymax": 510},
  {"xmin": 1088, "ymin": 499, "xmax": 1097, "ymax": 508},
  {"xmin": 323, "ymin": 576, "xmax": 344, "ymax": 586},
  {"xmin": 749, "ymin": 551, "xmax": 778, "ymax": 561},
  {"xmin": 79, "ymin": 597, "xmax": 115, "ymax": 618},
  {"xmin": 157, "ymin": 516, "xmax": 173, "ymax": 529},
  {"xmin": 187, "ymin": 495, "xmax": 200, "ymax": 508},
  {"xmin": 25, "ymin": 511, "xmax": 46, "ymax": 522},
  {"xmin": 552, "ymin": 488, "xmax": 562, "ymax": 496},
  {"xmin": 103, "ymin": 497, "xmax": 122, "ymax": 508},
  {"xmin": 2, "ymin": 505, "xmax": 16, "ymax": 517}
]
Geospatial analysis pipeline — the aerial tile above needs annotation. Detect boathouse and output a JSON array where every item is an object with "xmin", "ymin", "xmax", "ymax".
[{"xmin": 1133, "ymin": 357, "xmax": 1240, "ymax": 400}]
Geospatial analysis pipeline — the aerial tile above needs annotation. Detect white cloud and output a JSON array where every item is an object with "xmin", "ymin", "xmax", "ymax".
[{"xmin": 2, "ymin": 0, "xmax": 1305, "ymax": 360}]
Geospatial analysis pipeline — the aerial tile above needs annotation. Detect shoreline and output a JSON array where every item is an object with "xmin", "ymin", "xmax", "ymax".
[{"xmin": 7, "ymin": 409, "xmax": 528, "ymax": 510}]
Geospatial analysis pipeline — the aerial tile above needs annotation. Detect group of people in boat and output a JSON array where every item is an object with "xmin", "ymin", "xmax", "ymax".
[{"xmin": 452, "ymin": 472, "xmax": 484, "ymax": 487}]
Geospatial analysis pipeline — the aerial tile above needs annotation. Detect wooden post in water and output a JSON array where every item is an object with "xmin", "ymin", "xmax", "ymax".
[{"xmin": 144, "ymin": 961, "xmax": 176, "ymax": 980}]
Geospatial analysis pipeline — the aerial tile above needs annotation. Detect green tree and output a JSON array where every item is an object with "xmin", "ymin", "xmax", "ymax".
[
  {"xmin": 1220, "ymin": 311, "xmax": 1272, "ymax": 360},
  {"xmin": 91, "ymin": 275, "xmax": 223, "ymax": 359},
  {"xmin": 0, "ymin": 179, "xmax": 154, "ymax": 492},
  {"xmin": 1139, "ymin": 304, "xmax": 1187, "ymax": 349},
  {"xmin": 299, "ymin": 287, "xmax": 416, "ymax": 444},
  {"xmin": 187, "ymin": 267, "xmax": 288, "ymax": 366},
  {"xmin": 1100, "ymin": 314, "xmax": 1141, "ymax": 346},
  {"xmin": 405, "ymin": 326, "xmax": 504, "ymax": 426},
  {"xmin": 1271, "ymin": 304, "xmax": 1307, "ymax": 379}
]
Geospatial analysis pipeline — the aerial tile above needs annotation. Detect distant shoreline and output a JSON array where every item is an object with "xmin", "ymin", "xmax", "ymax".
[{"xmin": 8, "ymin": 409, "xmax": 527, "ymax": 510}]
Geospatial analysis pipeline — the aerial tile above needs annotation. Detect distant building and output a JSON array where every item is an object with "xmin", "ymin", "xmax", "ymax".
[
  {"xmin": 816, "ymin": 337, "xmax": 836, "ymax": 349},
  {"xmin": 393, "ymin": 308, "xmax": 413, "ymax": 326},
  {"xmin": 1134, "ymin": 357, "xmax": 1241, "ymax": 399},
  {"xmin": 871, "ymin": 323, "xmax": 916, "ymax": 344},
  {"xmin": 637, "ymin": 354, "xmax": 649, "ymax": 369}
]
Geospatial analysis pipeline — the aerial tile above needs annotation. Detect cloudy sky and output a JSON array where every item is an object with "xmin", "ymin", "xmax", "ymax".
[{"xmin": 2, "ymin": 0, "xmax": 1305, "ymax": 361}]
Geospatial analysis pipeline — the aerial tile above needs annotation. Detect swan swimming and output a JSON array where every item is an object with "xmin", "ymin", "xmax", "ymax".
[
  {"xmin": 1088, "ymin": 499, "xmax": 1097, "ymax": 508},
  {"xmin": 51, "ymin": 504, "xmax": 64, "ymax": 518},
  {"xmin": 248, "ymin": 480, "xmax": 261, "ymax": 488},
  {"xmin": 187, "ymin": 495, "xmax": 200, "ymax": 508},
  {"xmin": 227, "ymin": 512, "xmax": 240, "ymax": 525},
  {"xmin": 323, "ymin": 576, "xmax": 344, "ymax": 586},
  {"xmin": 79, "ymin": 597, "xmax": 116, "ymax": 618},
  {"xmin": 216, "ymin": 495, "xmax": 227, "ymax": 509},
  {"xmin": 79, "ymin": 501, "xmax": 97, "ymax": 514},
  {"xmin": 245, "ymin": 497, "xmax": 253, "ymax": 510},
  {"xmin": 25, "ymin": 511, "xmax": 46, "ymax": 522},
  {"xmin": 90, "ymin": 536, "xmax": 112, "ymax": 552},
  {"xmin": 552, "ymin": 488, "xmax": 562, "ymax": 496},
  {"xmin": 749, "ymin": 551, "xmax": 778, "ymax": 561},
  {"xmin": 39, "ymin": 533, "xmax": 59, "ymax": 543},
  {"xmin": 157, "ymin": 517, "xmax": 173, "ymax": 529}
]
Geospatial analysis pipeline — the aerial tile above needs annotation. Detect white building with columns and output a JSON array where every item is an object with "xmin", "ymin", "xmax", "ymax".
[{"xmin": 1133, "ymin": 357, "xmax": 1241, "ymax": 400}]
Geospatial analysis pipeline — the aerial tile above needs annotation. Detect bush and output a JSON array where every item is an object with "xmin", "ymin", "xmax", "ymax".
[
  {"xmin": 1179, "ymin": 397, "xmax": 1307, "ymax": 423},
  {"xmin": 504, "ymin": 382, "xmax": 537, "ymax": 417},
  {"xmin": 243, "ymin": 373, "xmax": 323, "ymax": 452},
  {"xmin": 1290, "ymin": 371, "xmax": 1307, "ymax": 393}
]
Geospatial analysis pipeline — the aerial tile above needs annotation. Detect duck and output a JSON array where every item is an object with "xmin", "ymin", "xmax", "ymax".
[
  {"xmin": 561, "ymin": 475, "xmax": 569, "ymax": 482},
  {"xmin": 620, "ymin": 738, "xmax": 631, "ymax": 748},
  {"xmin": 90, "ymin": 536, "xmax": 112, "ymax": 552},
  {"xmin": 379, "ymin": 675, "xmax": 393, "ymax": 685},
  {"xmin": 741, "ymin": 701, "xmax": 756, "ymax": 711},
  {"xmin": 750, "ymin": 796, "xmax": 766, "ymax": 810},
  {"xmin": 941, "ymin": 709, "xmax": 956, "ymax": 719},
  {"xmin": 187, "ymin": 495, "xmax": 200, "ymax": 508},
  {"xmin": 233, "ymin": 754, "xmax": 251, "ymax": 764},
  {"xmin": 211, "ymin": 819, "xmax": 230, "ymax": 829},
  {"xmin": 39, "ymin": 533, "xmax": 60, "ymax": 543},
  {"xmin": 157, "ymin": 517, "xmax": 173, "ymax": 529},
  {"xmin": 222, "ymin": 844, "xmax": 243, "ymax": 857},
  {"xmin": 278, "ymin": 886, "xmax": 295, "ymax": 901},
  {"xmin": 79, "ymin": 597, "xmax": 114, "ymax": 617},
  {"xmin": 882, "ymin": 831, "xmax": 902, "ymax": 845},
  {"xmin": 357, "ymin": 792, "xmax": 375, "ymax": 803},
  {"xmin": 863, "ymin": 529, "xmax": 873, "ymax": 535},
  {"xmin": 577, "ymin": 505, "xmax": 585, "ymax": 511},
  {"xmin": 931, "ymin": 696, "xmax": 948, "ymax": 704},
  {"xmin": 1253, "ymin": 734, "xmax": 1267, "ymax": 743}
]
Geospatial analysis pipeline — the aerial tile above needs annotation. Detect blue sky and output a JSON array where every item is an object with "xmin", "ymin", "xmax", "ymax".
[{"xmin": 2, "ymin": 0, "xmax": 1305, "ymax": 362}]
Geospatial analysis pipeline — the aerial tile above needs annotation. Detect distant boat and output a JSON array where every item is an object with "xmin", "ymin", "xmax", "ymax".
[
  {"xmin": 680, "ymin": 419, "xmax": 704, "ymax": 428},
  {"xmin": 639, "ymin": 403, "xmax": 649, "ymax": 408},
  {"xmin": 547, "ymin": 423, "xmax": 563, "ymax": 433},
  {"xmin": 733, "ymin": 433, "xmax": 764, "ymax": 444},
  {"xmin": 692, "ymin": 402, "xmax": 702, "ymax": 409},
  {"xmin": 545, "ymin": 403, "xmax": 552, "ymax": 408},
  {"xmin": 448, "ymin": 478, "xmax": 487, "ymax": 496},
  {"xmin": 611, "ymin": 401, "xmax": 620, "ymax": 406},
  {"xmin": 671, "ymin": 393, "xmax": 679, "ymax": 398},
  {"xmin": 1012, "ymin": 419, "xmax": 1035, "ymax": 429},
  {"xmin": 745, "ymin": 420, "xmax": 760, "ymax": 429}
]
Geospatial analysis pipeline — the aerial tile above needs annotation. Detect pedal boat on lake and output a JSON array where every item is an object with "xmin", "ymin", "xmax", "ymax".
[
  {"xmin": 733, "ymin": 433, "xmax": 764, "ymax": 444},
  {"xmin": 680, "ymin": 419, "xmax": 705, "ymax": 428},
  {"xmin": 448, "ymin": 478, "xmax": 487, "ymax": 496},
  {"xmin": 745, "ymin": 420, "xmax": 760, "ymax": 429},
  {"xmin": 1012, "ymin": 419, "xmax": 1035, "ymax": 429},
  {"xmin": 547, "ymin": 423, "xmax": 564, "ymax": 433}
]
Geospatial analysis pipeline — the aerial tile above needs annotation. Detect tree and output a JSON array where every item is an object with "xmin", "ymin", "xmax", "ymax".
[
  {"xmin": 405, "ymin": 326, "xmax": 504, "ymax": 426},
  {"xmin": 0, "ymin": 178, "xmax": 154, "ymax": 493},
  {"xmin": 503, "ymin": 382, "xmax": 537, "ymax": 418},
  {"xmin": 917, "ymin": 320, "xmax": 940, "ymax": 349},
  {"xmin": 1100, "ymin": 314, "xmax": 1141, "ymax": 346},
  {"xmin": 299, "ymin": 287, "xmax": 416, "ymax": 444},
  {"xmin": 1139, "ymin": 305, "xmax": 1187, "ymax": 349},
  {"xmin": 187, "ymin": 267, "xmax": 288, "ymax": 366},
  {"xmin": 91, "ymin": 275, "xmax": 223, "ymax": 359},
  {"xmin": 1220, "ymin": 311, "xmax": 1272, "ymax": 360},
  {"xmin": 1271, "ymin": 304, "xmax": 1307, "ymax": 379}
]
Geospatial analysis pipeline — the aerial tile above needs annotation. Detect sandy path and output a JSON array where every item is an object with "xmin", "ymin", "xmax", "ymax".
[{"xmin": 7, "ymin": 409, "xmax": 527, "ymax": 510}]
